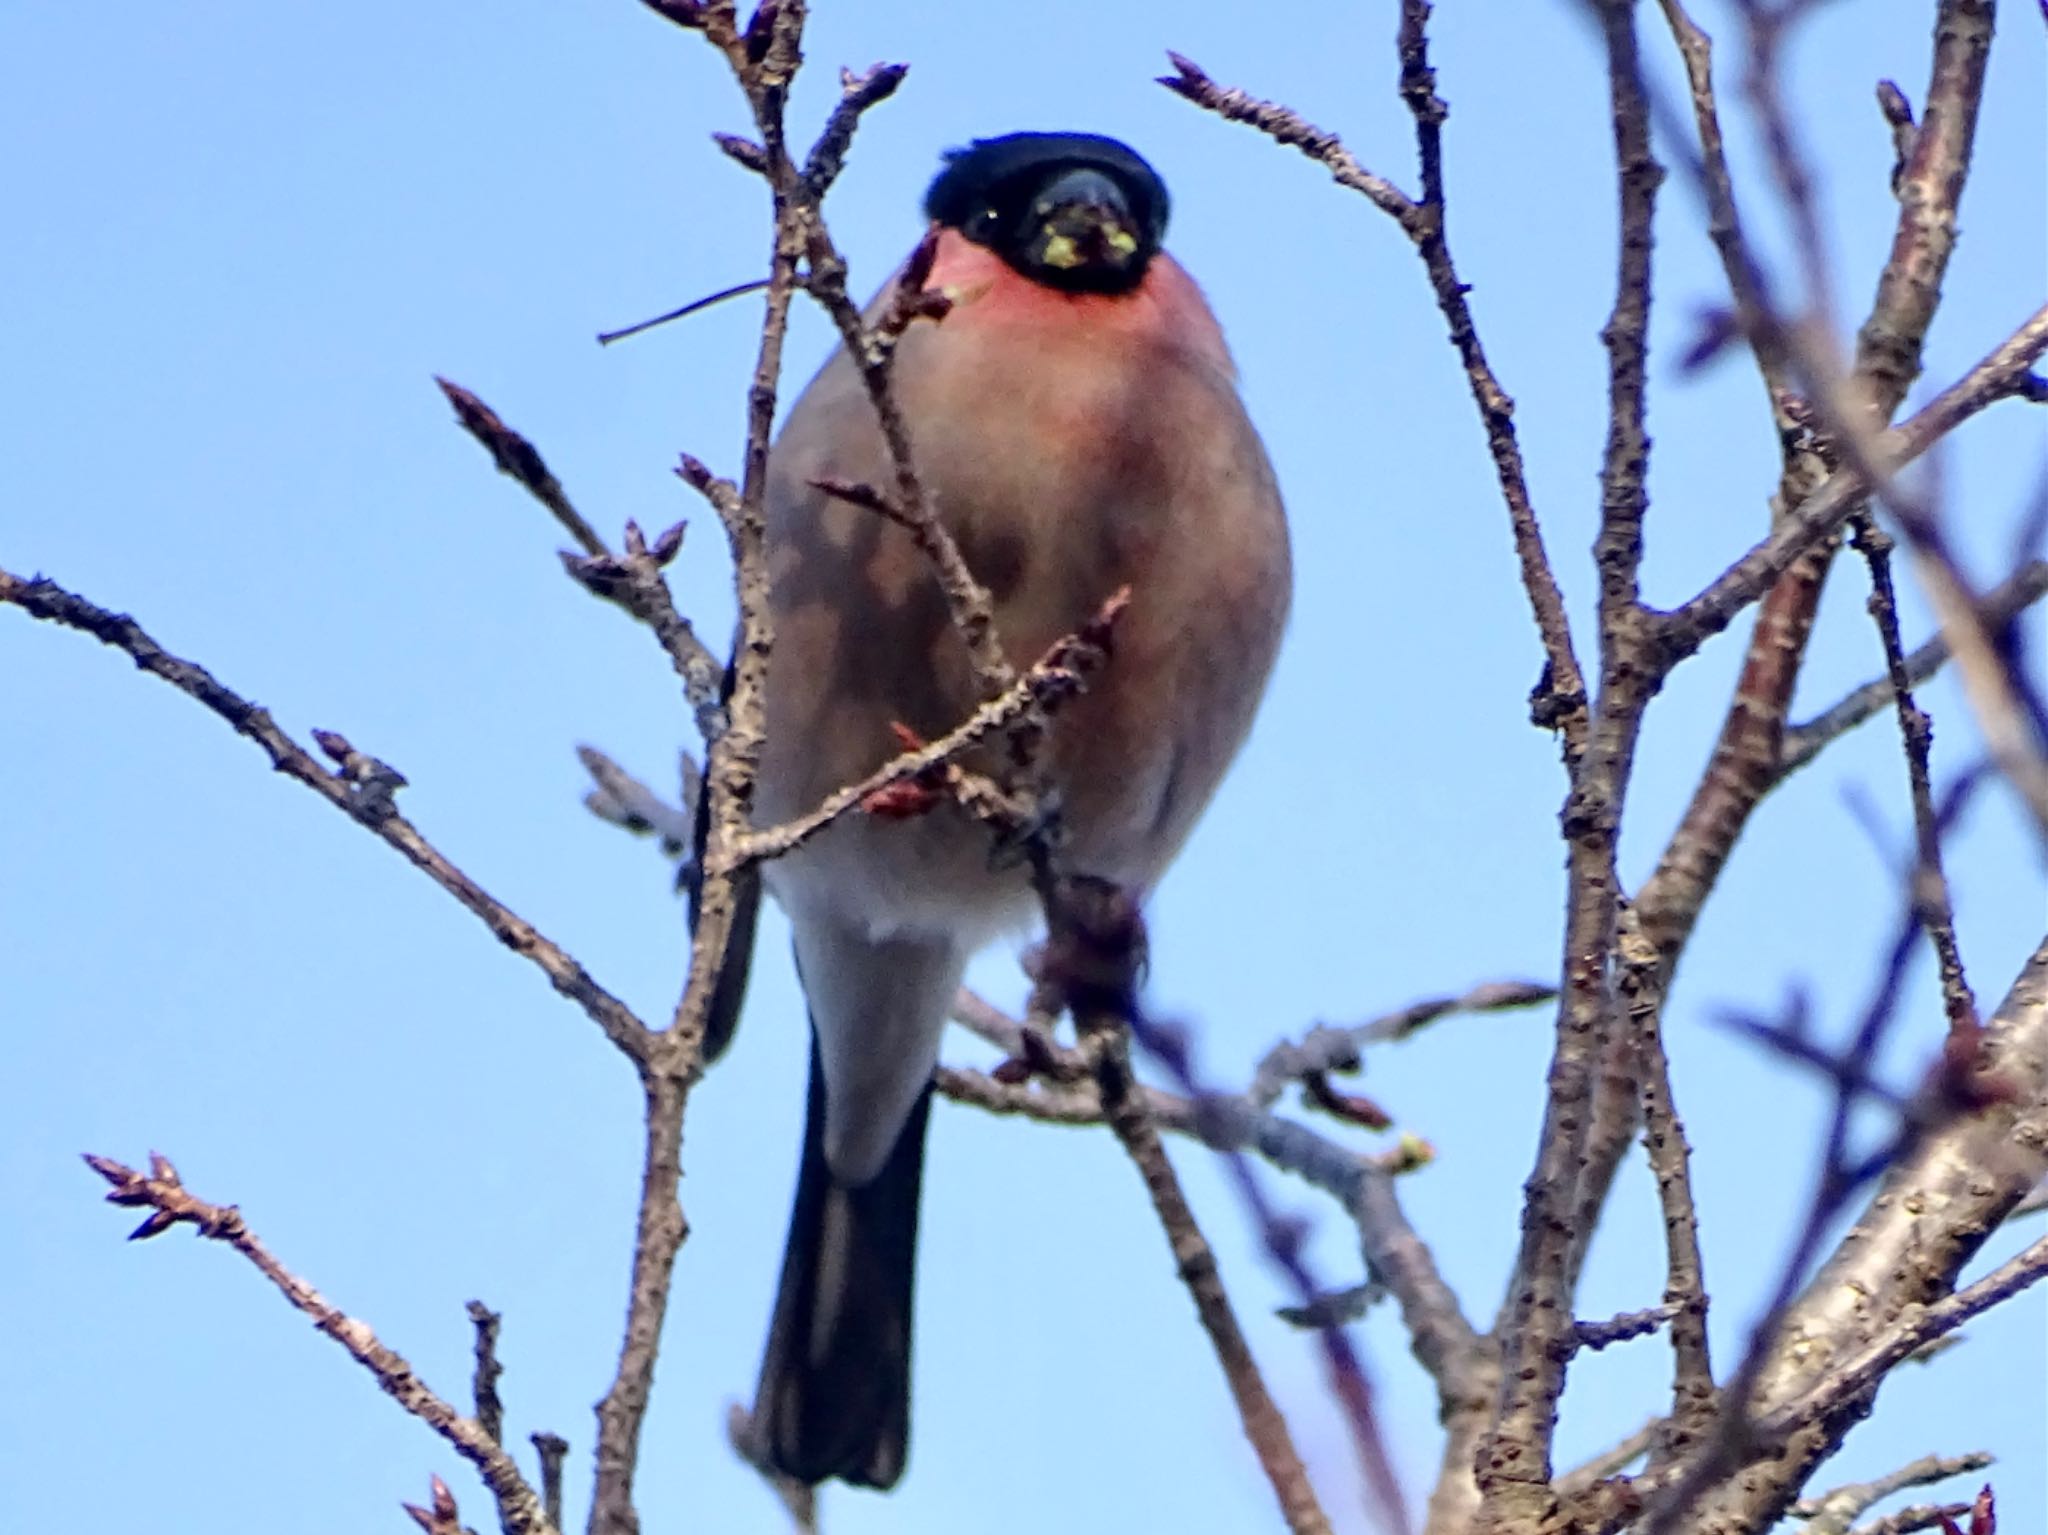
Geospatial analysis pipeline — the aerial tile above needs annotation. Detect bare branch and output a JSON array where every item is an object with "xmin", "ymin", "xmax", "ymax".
[
  {"xmin": 437, "ymin": 377, "xmax": 609, "ymax": 558},
  {"xmin": 1792, "ymin": 1451, "xmax": 1994, "ymax": 1535},
  {"xmin": 712, "ymin": 588, "xmax": 1130, "ymax": 875},
  {"xmin": 1618, "ymin": 915, "xmax": 1715, "ymax": 1461},
  {"xmin": 1853, "ymin": 0, "xmax": 1997, "ymax": 415},
  {"xmin": 1631, "ymin": 0, "xmax": 2018, "ymax": 981},
  {"xmin": 1574, "ymin": 1302, "xmax": 1680, "ymax": 1354},
  {"xmin": 584, "ymin": 6, "xmax": 820, "ymax": 1528},
  {"xmin": 1734, "ymin": 0, "xmax": 1840, "ymax": 334},
  {"xmin": 562, "ymin": 517, "xmax": 726, "ymax": 744},
  {"xmin": 1655, "ymin": 0, "xmax": 1791, "ymax": 403},
  {"xmin": 803, "ymin": 61, "xmax": 908, "ymax": 196},
  {"xmin": 1845, "ymin": 1501, "xmax": 1980, "ymax": 1535},
  {"xmin": 1758, "ymin": 1234, "xmax": 2048, "ymax": 1446},
  {"xmin": 1649, "ymin": 934, "xmax": 2048, "ymax": 1534},
  {"xmin": 1161, "ymin": 43, "xmax": 1589, "ymax": 759},
  {"xmin": 1034, "ymin": 879, "xmax": 1339, "ymax": 1535},
  {"xmin": 1778, "ymin": 560, "xmax": 2048, "ymax": 778},
  {"xmin": 1850, "ymin": 515, "xmax": 1978, "ymax": 1037},
  {"xmin": 1478, "ymin": 9, "xmax": 1665, "ymax": 1521},
  {"xmin": 1557, "ymin": 1419, "xmax": 1658, "ymax": 1497},
  {"xmin": 0, "ymin": 568, "xmax": 657, "ymax": 1067},
  {"xmin": 82, "ymin": 1153, "xmax": 555, "ymax": 1535},
  {"xmin": 1661, "ymin": 304, "xmax": 2048, "ymax": 660},
  {"xmin": 950, "ymin": 978, "xmax": 1489, "ymax": 1437},
  {"xmin": 1247, "ymin": 980, "xmax": 1555, "ymax": 1110},
  {"xmin": 578, "ymin": 745, "xmax": 698, "ymax": 857},
  {"xmin": 797, "ymin": 219, "xmax": 1014, "ymax": 699},
  {"xmin": 1157, "ymin": 51, "xmax": 1414, "ymax": 220}
]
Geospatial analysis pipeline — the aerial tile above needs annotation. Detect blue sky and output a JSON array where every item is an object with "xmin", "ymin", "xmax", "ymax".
[{"xmin": 2, "ymin": 3, "xmax": 2041, "ymax": 1533}]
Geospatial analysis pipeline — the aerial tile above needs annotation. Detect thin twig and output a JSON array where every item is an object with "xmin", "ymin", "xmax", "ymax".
[
  {"xmin": 1138, "ymin": 1008, "xmax": 1413, "ymax": 1535},
  {"xmin": 1655, "ymin": 0, "xmax": 1792, "ymax": 404},
  {"xmin": 1050, "ymin": 884, "xmax": 1405, "ymax": 1532},
  {"xmin": 1845, "ymin": 1501, "xmax": 1979, "ymax": 1535},
  {"xmin": 595, "ymin": 277, "xmax": 773, "ymax": 347},
  {"xmin": 1618, "ymin": 914, "xmax": 1715, "ymax": 1463},
  {"xmin": 1757, "ymin": 1234, "xmax": 2048, "ymax": 1444},
  {"xmin": 0, "ymin": 569, "xmax": 656, "ymax": 1067},
  {"xmin": 942, "ymin": 995, "xmax": 1482, "ymax": 1407},
  {"xmin": 711, "ymin": 588, "xmax": 1129, "ymax": 875},
  {"xmin": 1160, "ymin": 44, "xmax": 1590, "ymax": 761},
  {"xmin": 1247, "ymin": 980, "xmax": 1555, "ymax": 1110},
  {"xmin": 1034, "ymin": 880, "xmax": 1339, "ymax": 1535},
  {"xmin": 1884, "ymin": 485, "xmax": 2048, "ymax": 845},
  {"xmin": 1574, "ymin": 1302, "xmax": 1680, "ymax": 1354},
  {"xmin": 791, "ymin": 204, "xmax": 1013, "ymax": 699},
  {"xmin": 1633, "ymin": 874, "xmax": 2030, "ymax": 1535},
  {"xmin": 1734, "ymin": 0, "xmax": 1840, "ymax": 336},
  {"xmin": 803, "ymin": 61, "xmax": 908, "ymax": 196},
  {"xmin": 586, "ymin": 6, "xmax": 819, "ymax": 1531},
  {"xmin": 83, "ymin": 1153, "xmax": 556, "ymax": 1535},
  {"xmin": 578, "ymin": 745, "xmax": 698, "ymax": 857},
  {"xmin": 437, "ymin": 378, "xmax": 610, "ymax": 558},
  {"xmin": 1661, "ymin": 305, "xmax": 2048, "ymax": 658},
  {"xmin": 563, "ymin": 518, "xmax": 727, "ymax": 746},
  {"xmin": 1778, "ymin": 560, "xmax": 2048, "ymax": 777},
  {"xmin": 1792, "ymin": 1451, "xmax": 1994, "ymax": 1535},
  {"xmin": 1850, "ymin": 515, "xmax": 1978, "ymax": 1037},
  {"xmin": 1099, "ymin": 1031, "xmax": 1338, "ymax": 1535},
  {"xmin": 1557, "ymin": 1419, "xmax": 1658, "ymax": 1497},
  {"xmin": 1477, "ymin": 8, "xmax": 1665, "ymax": 1521}
]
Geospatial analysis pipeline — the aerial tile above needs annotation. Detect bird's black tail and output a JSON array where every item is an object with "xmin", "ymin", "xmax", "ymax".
[{"xmin": 753, "ymin": 1038, "xmax": 932, "ymax": 1489}]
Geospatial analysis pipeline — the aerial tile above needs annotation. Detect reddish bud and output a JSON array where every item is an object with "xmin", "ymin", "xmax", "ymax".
[
  {"xmin": 861, "ymin": 781, "xmax": 941, "ymax": 820},
  {"xmin": 1969, "ymin": 1482, "xmax": 1996, "ymax": 1535},
  {"xmin": 1302, "ymin": 1072, "xmax": 1393, "ymax": 1130}
]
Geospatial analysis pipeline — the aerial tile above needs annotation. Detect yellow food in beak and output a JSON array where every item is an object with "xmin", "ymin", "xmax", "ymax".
[
  {"xmin": 1038, "ymin": 231, "xmax": 1082, "ymax": 269},
  {"xmin": 1035, "ymin": 213, "xmax": 1138, "ymax": 271}
]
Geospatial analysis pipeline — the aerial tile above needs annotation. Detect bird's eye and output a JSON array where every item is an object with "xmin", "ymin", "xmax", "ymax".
[{"xmin": 964, "ymin": 205, "xmax": 1001, "ymax": 242}]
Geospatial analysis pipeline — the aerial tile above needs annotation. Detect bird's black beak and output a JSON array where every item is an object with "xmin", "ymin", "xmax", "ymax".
[{"xmin": 1023, "ymin": 167, "xmax": 1144, "ymax": 280}]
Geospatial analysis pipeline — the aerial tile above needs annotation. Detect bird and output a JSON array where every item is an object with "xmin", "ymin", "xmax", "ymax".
[{"xmin": 746, "ymin": 129, "xmax": 1292, "ymax": 1490}]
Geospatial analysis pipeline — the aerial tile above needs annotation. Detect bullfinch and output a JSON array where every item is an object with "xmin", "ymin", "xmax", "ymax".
[{"xmin": 747, "ymin": 130, "xmax": 1291, "ymax": 1488}]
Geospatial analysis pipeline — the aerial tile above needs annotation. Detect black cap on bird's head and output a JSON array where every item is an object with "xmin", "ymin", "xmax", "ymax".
[{"xmin": 924, "ymin": 132, "xmax": 1170, "ymax": 295}]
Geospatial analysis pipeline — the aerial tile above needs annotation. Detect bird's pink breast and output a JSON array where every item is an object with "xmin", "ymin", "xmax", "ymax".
[{"xmin": 923, "ymin": 229, "xmax": 1236, "ymax": 378}]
